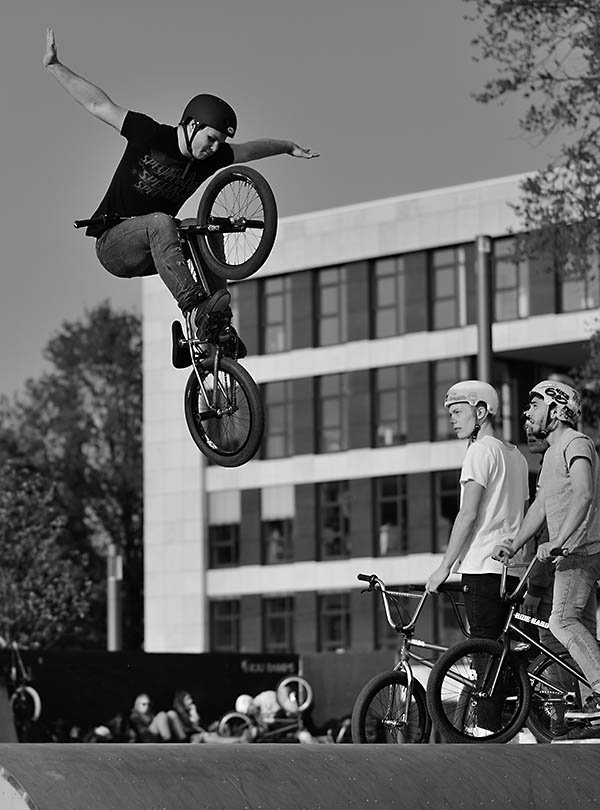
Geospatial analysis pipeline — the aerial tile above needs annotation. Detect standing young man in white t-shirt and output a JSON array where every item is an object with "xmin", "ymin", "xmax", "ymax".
[{"xmin": 426, "ymin": 380, "xmax": 529, "ymax": 641}]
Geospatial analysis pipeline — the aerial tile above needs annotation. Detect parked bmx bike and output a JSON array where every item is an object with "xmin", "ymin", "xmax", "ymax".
[{"xmin": 76, "ymin": 165, "xmax": 277, "ymax": 467}]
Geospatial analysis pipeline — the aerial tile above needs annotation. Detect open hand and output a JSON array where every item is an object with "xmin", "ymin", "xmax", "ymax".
[
  {"xmin": 521, "ymin": 593, "xmax": 541, "ymax": 618},
  {"xmin": 44, "ymin": 27, "xmax": 58, "ymax": 67},
  {"xmin": 290, "ymin": 144, "xmax": 320, "ymax": 159}
]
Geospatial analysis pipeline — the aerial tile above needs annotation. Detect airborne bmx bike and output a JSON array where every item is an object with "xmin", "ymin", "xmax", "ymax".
[{"xmin": 75, "ymin": 165, "xmax": 278, "ymax": 467}]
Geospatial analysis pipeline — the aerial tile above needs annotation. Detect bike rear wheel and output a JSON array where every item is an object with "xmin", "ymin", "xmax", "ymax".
[
  {"xmin": 351, "ymin": 670, "xmax": 431, "ymax": 744},
  {"xmin": 196, "ymin": 165, "xmax": 278, "ymax": 280},
  {"xmin": 426, "ymin": 639, "xmax": 530, "ymax": 744},
  {"xmin": 526, "ymin": 652, "xmax": 582, "ymax": 743},
  {"xmin": 184, "ymin": 357, "xmax": 264, "ymax": 467},
  {"xmin": 217, "ymin": 712, "xmax": 253, "ymax": 738}
]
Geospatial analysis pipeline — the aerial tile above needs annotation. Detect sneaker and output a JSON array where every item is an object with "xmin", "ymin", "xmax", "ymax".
[
  {"xmin": 215, "ymin": 306, "xmax": 248, "ymax": 359},
  {"xmin": 564, "ymin": 694, "xmax": 600, "ymax": 722},
  {"xmin": 552, "ymin": 724, "xmax": 600, "ymax": 742},
  {"xmin": 188, "ymin": 290, "xmax": 231, "ymax": 342}
]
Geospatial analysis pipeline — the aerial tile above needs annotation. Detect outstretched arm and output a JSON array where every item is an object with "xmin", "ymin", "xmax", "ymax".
[
  {"xmin": 43, "ymin": 27, "xmax": 127, "ymax": 132},
  {"xmin": 231, "ymin": 139, "xmax": 319, "ymax": 163}
]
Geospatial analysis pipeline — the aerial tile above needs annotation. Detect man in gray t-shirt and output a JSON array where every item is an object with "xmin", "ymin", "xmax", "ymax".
[{"xmin": 494, "ymin": 379, "xmax": 600, "ymax": 741}]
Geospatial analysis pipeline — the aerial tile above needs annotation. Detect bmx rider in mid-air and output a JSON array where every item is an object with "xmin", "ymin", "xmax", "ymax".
[{"xmin": 43, "ymin": 27, "xmax": 319, "ymax": 347}]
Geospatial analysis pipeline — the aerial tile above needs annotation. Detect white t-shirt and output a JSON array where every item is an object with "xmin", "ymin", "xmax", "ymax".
[{"xmin": 455, "ymin": 435, "xmax": 529, "ymax": 575}]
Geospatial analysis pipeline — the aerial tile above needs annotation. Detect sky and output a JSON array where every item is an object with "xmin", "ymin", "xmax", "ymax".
[{"xmin": 0, "ymin": 0, "xmax": 557, "ymax": 397}]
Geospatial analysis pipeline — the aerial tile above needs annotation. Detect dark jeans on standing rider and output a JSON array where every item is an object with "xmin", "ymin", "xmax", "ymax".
[
  {"xmin": 461, "ymin": 572, "xmax": 519, "ymax": 732},
  {"xmin": 95, "ymin": 212, "xmax": 227, "ymax": 313}
]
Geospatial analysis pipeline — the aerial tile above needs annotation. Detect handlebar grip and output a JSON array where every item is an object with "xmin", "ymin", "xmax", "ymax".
[
  {"xmin": 550, "ymin": 547, "xmax": 569, "ymax": 558},
  {"xmin": 73, "ymin": 219, "xmax": 92, "ymax": 229},
  {"xmin": 357, "ymin": 573, "xmax": 372, "ymax": 582}
]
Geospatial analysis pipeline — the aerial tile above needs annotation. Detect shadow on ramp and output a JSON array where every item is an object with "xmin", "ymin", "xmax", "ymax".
[{"xmin": 0, "ymin": 743, "xmax": 597, "ymax": 810}]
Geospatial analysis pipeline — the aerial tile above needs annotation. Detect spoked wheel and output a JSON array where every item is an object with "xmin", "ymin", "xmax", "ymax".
[
  {"xmin": 10, "ymin": 685, "xmax": 42, "ymax": 725},
  {"xmin": 426, "ymin": 639, "xmax": 530, "ymax": 744},
  {"xmin": 351, "ymin": 670, "xmax": 431, "ymax": 744},
  {"xmin": 526, "ymin": 653, "xmax": 582, "ymax": 743},
  {"xmin": 196, "ymin": 165, "xmax": 278, "ymax": 280},
  {"xmin": 184, "ymin": 357, "xmax": 264, "ymax": 467},
  {"xmin": 275, "ymin": 676, "xmax": 313, "ymax": 714},
  {"xmin": 217, "ymin": 712, "xmax": 254, "ymax": 738}
]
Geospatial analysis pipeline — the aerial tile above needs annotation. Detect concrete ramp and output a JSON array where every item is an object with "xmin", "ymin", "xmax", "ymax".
[{"xmin": 0, "ymin": 743, "xmax": 597, "ymax": 810}]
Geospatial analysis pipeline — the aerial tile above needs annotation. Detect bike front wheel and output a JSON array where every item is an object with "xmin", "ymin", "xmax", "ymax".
[
  {"xmin": 426, "ymin": 639, "xmax": 530, "ymax": 744},
  {"xmin": 275, "ymin": 676, "xmax": 313, "ymax": 714},
  {"xmin": 196, "ymin": 165, "xmax": 278, "ymax": 280},
  {"xmin": 217, "ymin": 712, "xmax": 254, "ymax": 738},
  {"xmin": 184, "ymin": 357, "xmax": 264, "ymax": 467},
  {"xmin": 351, "ymin": 670, "xmax": 431, "ymax": 744}
]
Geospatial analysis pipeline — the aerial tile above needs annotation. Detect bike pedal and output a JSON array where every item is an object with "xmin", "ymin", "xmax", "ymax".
[{"xmin": 171, "ymin": 321, "xmax": 192, "ymax": 369}]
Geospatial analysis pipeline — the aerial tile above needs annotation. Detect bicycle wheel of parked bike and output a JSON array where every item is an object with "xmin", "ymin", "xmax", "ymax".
[
  {"xmin": 184, "ymin": 357, "xmax": 264, "ymax": 467},
  {"xmin": 196, "ymin": 165, "xmax": 278, "ymax": 280},
  {"xmin": 275, "ymin": 676, "xmax": 313, "ymax": 714},
  {"xmin": 217, "ymin": 712, "xmax": 254, "ymax": 738},
  {"xmin": 526, "ymin": 653, "xmax": 582, "ymax": 743},
  {"xmin": 426, "ymin": 639, "xmax": 530, "ymax": 744},
  {"xmin": 351, "ymin": 670, "xmax": 431, "ymax": 744}
]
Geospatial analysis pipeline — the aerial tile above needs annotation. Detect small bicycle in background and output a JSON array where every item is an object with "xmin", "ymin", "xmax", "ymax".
[
  {"xmin": 425, "ymin": 552, "xmax": 584, "ymax": 744},
  {"xmin": 351, "ymin": 573, "xmax": 468, "ymax": 744},
  {"xmin": 76, "ymin": 165, "xmax": 278, "ymax": 467},
  {"xmin": 5, "ymin": 642, "xmax": 42, "ymax": 741}
]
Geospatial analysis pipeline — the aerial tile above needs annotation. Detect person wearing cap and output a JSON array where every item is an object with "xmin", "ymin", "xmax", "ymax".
[
  {"xmin": 43, "ymin": 27, "xmax": 318, "ymax": 347},
  {"xmin": 425, "ymin": 380, "xmax": 529, "ymax": 643},
  {"xmin": 493, "ymin": 379, "xmax": 600, "ymax": 741}
]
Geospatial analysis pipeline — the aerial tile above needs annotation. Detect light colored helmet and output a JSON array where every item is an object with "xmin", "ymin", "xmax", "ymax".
[
  {"xmin": 529, "ymin": 380, "xmax": 581, "ymax": 426},
  {"xmin": 444, "ymin": 380, "xmax": 499, "ymax": 416},
  {"xmin": 235, "ymin": 694, "xmax": 254, "ymax": 715}
]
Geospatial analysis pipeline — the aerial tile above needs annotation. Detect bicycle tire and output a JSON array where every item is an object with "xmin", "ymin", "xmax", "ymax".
[
  {"xmin": 196, "ymin": 165, "xmax": 278, "ymax": 280},
  {"xmin": 184, "ymin": 357, "xmax": 264, "ymax": 467},
  {"xmin": 275, "ymin": 676, "xmax": 313, "ymax": 714},
  {"xmin": 10, "ymin": 685, "xmax": 42, "ymax": 724},
  {"xmin": 526, "ymin": 652, "xmax": 581, "ymax": 743},
  {"xmin": 426, "ymin": 638, "xmax": 530, "ymax": 744},
  {"xmin": 217, "ymin": 711, "xmax": 253, "ymax": 738},
  {"xmin": 351, "ymin": 670, "xmax": 431, "ymax": 744}
]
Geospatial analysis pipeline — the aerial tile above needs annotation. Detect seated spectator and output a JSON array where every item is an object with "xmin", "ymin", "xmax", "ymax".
[
  {"xmin": 168, "ymin": 689, "xmax": 252, "ymax": 744},
  {"xmin": 128, "ymin": 693, "xmax": 171, "ymax": 742}
]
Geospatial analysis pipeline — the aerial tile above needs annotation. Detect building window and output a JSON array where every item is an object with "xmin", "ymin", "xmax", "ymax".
[
  {"xmin": 317, "ymin": 266, "xmax": 348, "ymax": 346},
  {"xmin": 432, "ymin": 358, "xmax": 471, "ymax": 441},
  {"xmin": 318, "ymin": 480, "xmax": 351, "ymax": 559},
  {"xmin": 317, "ymin": 374, "xmax": 350, "ymax": 453},
  {"xmin": 431, "ymin": 247, "xmax": 467, "ymax": 330},
  {"xmin": 261, "ymin": 485, "xmax": 295, "ymax": 564},
  {"xmin": 374, "ymin": 365, "xmax": 408, "ymax": 446},
  {"xmin": 318, "ymin": 593, "xmax": 351, "ymax": 652},
  {"xmin": 208, "ymin": 490, "xmax": 241, "ymax": 567},
  {"xmin": 434, "ymin": 470, "xmax": 460, "ymax": 553},
  {"xmin": 373, "ymin": 256, "xmax": 407, "ymax": 338},
  {"xmin": 493, "ymin": 237, "xmax": 529, "ymax": 321},
  {"xmin": 263, "ymin": 596, "xmax": 294, "ymax": 653},
  {"xmin": 559, "ymin": 267, "xmax": 600, "ymax": 313},
  {"xmin": 375, "ymin": 476, "xmax": 408, "ymax": 556},
  {"xmin": 263, "ymin": 380, "xmax": 294, "ymax": 458},
  {"xmin": 210, "ymin": 600, "xmax": 240, "ymax": 652},
  {"xmin": 263, "ymin": 276, "xmax": 293, "ymax": 353}
]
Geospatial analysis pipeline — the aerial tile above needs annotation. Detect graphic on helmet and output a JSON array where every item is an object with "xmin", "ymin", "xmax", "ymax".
[
  {"xmin": 529, "ymin": 380, "xmax": 581, "ymax": 425},
  {"xmin": 181, "ymin": 94, "xmax": 237, "ymax": 138},
  {"xmin": 444, "ymin": 380, "xmax": 499, "ymax": 415}
]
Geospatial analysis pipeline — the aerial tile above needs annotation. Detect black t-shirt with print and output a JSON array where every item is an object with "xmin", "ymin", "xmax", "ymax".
[{"xmin": 86, "ymin": 111, "xmax": 235, "ymax": 237}]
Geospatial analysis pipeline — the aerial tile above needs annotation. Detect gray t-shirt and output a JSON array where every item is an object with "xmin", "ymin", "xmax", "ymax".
[{"xmin": 538, "ymin": 428, "xmax": 600, "ymax": 554}]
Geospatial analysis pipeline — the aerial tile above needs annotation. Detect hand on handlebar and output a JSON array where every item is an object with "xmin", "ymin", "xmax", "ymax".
[
  {"xmin": 492, "ymin": 542, "xmax": 514, "ymax": 563},
  {"xmin": 537, "ymin": 542, "xmax": 568, "ymax": 562},
  {"xmin": 425, "ymin": 565, "xmax": 450, "ymax": 594}
]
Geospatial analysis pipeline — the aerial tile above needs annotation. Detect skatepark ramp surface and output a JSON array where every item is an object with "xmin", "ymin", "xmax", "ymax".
[{"xmin": 0, "ymin": 742, "xmax": 597, "ymax": 810}]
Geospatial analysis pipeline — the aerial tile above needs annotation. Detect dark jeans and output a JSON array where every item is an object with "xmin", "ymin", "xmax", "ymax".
[
  {"xmin": 461, "ymin": 572, "xmax": 518, "ymax": 732},
  {"xmin": 95, "ymin": 212, "xmax": 226, "ymax": 313}
]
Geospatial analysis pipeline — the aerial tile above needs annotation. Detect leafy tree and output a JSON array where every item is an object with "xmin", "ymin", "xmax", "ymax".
[
  {"xmin": 571, "ymin": 324, "xmax": 600, "ymax": 438},
  {"xmin": 0, "ymin": 302, "xmax": 143, "ymax": 648},
  {"xmin": 0, "ymin": 458, "xmax": 94, "ymax": 647},
  {"xmin": 465, "ymin": 0, "xmax": 600, "ymax": 276}
]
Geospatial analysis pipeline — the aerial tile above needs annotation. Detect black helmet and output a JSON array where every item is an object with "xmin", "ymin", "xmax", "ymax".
[{"xmin": 180, "ymin": 94, "xmax": 237, "ymax": 138}]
